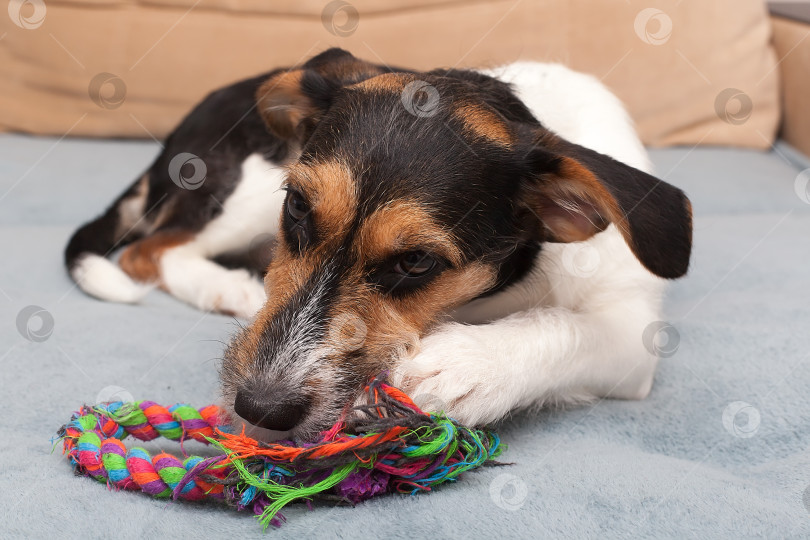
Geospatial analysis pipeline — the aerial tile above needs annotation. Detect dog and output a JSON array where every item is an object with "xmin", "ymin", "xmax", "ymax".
[{"xmin": 65, "ymin": 48, "xmax": 692, "ymax": 440}]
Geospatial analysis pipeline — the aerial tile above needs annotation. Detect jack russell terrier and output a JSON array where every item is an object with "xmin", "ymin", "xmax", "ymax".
[{"xmin": 65, "ymin": 48, "xmax": 692, "ymax": 440}]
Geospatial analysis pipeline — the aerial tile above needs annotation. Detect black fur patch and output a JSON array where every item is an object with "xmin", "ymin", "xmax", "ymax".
[{"xmin": 65, "ymin": 71, "xmax": 288, "ymax": 268}]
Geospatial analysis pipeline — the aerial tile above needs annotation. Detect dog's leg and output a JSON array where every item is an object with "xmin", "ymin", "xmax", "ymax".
[
  {"xmin": 393, "ymin": 292, "xmax": 662, "ymax": 426},
  {"xmin": 119, "ymin": 154, "xmax": 287, "ymax": 318},
  {"xmin": 117, "ymin": 231, "xmax": 266, "ymax": 319},
  {"xmin": 158, "ymin": 246, "xmax": 269, "ymax": 318}
]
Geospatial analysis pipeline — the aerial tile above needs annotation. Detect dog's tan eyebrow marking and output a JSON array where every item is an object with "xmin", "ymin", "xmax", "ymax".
[
  {"xmin": 349, "ymin": 72, "xmax": 413, "ymax": 93},
  {"xmin": 356, "ymin": 200, "xmax": 463, "ymax": 267},
  {"xmin": 286, "ymin": 160, "xmax": 358, "ymax": 236},
  {"xmin": 453, "ymin": 102, "xmax": 513, "ymax": 147}
]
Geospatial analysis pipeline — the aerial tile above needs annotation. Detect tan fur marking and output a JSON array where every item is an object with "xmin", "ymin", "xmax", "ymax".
[
  {"xmin": 287, "ymin": 160, "xmax": 357, "ymax": 238},
  {"xmin": 356, "ymin": 201, "xmax": 463, "ymax": 267},
  {"xmin": 454, "ymin": 103, "xmax": 513, "ymax": 146},
  {"xmin": 261, "ymin": 247, "xmax": 314, "ymax": 320},
  {"xmin": 350, "ymin": 72, "xmax": 414, "ymax": 93},
  {"xmin": 118, "ymin": 230, "xmax": 194, "ymax": 283}
]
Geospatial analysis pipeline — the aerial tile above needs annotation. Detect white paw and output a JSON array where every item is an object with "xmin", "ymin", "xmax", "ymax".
[
  {"xmin": 207, "ymin": 269, "xmax": 267, "ymax": 319},
  {"xmin": 392, "ymin": 323, "xmax": 513, "ymax": 426}
]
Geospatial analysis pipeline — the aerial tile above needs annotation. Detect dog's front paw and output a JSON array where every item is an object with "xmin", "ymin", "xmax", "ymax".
[{"xmin": 392, "ymin": 323, "xmax": 512, "ymax": 426}]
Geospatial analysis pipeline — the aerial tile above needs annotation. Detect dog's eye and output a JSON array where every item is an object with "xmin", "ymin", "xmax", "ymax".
[
  {"xmin": 393, "ymin": 251, "xmax": 436, "ymax": 277},
  {"xmin": 286, "ymin": 191, "xmax": 310, "ymax": 222},
  {"xmin": 283, "ymin": 190, "xmax": 314, "ymax": 252},
  {"xmin": 369, "ymin": 251, "xmax": 445, "ymax": 294}
]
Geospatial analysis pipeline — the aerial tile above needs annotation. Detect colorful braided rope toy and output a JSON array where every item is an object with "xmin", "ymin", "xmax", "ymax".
[{"xmin": 58, "ymin": 376, "xmax": 504, "ymax": 528}]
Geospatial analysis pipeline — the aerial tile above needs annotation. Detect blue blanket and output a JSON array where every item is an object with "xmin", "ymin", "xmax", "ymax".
[{"xmin": 1, "ymin": 134, "xmax": 808, "ymax": 538}]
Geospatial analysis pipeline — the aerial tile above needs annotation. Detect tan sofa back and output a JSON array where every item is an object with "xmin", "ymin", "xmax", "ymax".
[{"xmin": 0, "ymin": 0, "xmax": 779, "ymax": 149}]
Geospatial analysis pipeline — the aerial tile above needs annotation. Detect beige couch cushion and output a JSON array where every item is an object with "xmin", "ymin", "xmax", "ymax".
[
  {"xmin": 771, "ymin": 15, "xmax": 810, "ymax": 157},
  {"xmin": 0, "ymin": 0, "xmax": 779, "ymax": 149}
]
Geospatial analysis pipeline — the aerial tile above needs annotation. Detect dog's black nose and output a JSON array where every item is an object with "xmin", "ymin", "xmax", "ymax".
[{"xmin": 233, "ymin": 388, "xmax": 310, "ymax": 432}]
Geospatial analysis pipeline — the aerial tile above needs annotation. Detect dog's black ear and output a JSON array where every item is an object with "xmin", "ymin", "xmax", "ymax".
[
  {"xmin": 522, "ymin": 132, "xmax": 692, "ymax": 279},
  {"xmin": 256, "ymin": 48, "xmax": 394, "ymax": 142}
]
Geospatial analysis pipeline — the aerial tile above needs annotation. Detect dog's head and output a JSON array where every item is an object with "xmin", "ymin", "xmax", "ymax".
[{"xmin": 220, "ymin": 49, "xmax": 692, "ymax": 439}]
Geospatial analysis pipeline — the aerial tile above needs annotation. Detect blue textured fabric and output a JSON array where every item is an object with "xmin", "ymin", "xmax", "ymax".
[{"xmin": 1, "ymin": 134, "xmax": 808, "ymax": 538}]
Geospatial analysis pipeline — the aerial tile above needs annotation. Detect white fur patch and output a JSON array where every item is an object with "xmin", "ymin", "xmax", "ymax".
[
  {"xmin": 194, "ymin": 153, "xmax": 288, "ymax": 257},
  {"xmin": 482, "ymin": 62, "xmax": 652, "ymax": 172}
]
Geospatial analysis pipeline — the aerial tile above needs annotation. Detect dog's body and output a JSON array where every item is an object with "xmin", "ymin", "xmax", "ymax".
[{"xmin": 66, "ymin": 49, "xmax": 691, "ymax": 440}]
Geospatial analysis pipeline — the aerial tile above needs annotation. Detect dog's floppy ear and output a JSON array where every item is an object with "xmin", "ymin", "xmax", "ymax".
[
  {"xmin": 256, "ymin": 69, "xmax": 337, "ymax": 141},
  {"xmin": 522, "ymin": 132, "xmax": 692, "ymax": 279},
  {"xmin": 256, "ymin": 48, "xmax": 393, "ymax": 142}
]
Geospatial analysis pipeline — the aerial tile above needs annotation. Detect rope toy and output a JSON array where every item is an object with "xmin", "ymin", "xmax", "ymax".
[{"xmin": 57, "ymin": 376, "xmax": 504, "ymax": 528}]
